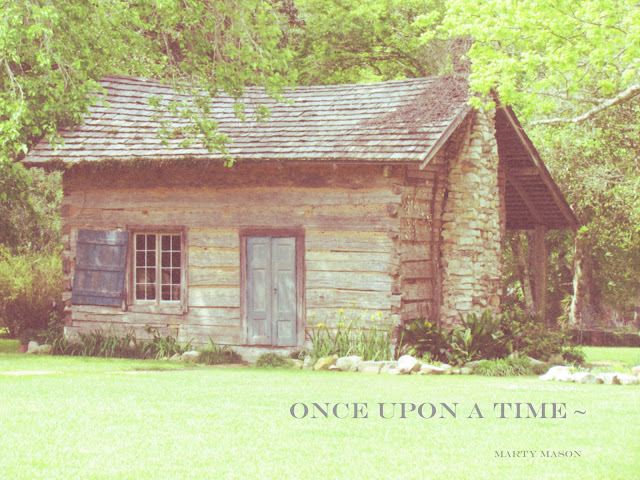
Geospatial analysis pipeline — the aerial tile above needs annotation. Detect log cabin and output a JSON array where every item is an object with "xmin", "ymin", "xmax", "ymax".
[{"xmin": 23, "ymin": 75, "xmax": 578, "ymax": 354}]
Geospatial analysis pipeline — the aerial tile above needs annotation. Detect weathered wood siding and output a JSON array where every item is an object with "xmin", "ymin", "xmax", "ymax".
[{"xmin": 62, "ymin": 163, "xmax": 403, "ymax": 345}]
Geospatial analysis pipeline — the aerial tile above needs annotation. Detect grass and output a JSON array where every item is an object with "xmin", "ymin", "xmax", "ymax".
[
  {"xmin": 583, "ymin": 346, "xmax": 640, "ymax": 365},
  {"xmin": 0, "ymin": 354, "xmax": 639, "ymax": 479}
]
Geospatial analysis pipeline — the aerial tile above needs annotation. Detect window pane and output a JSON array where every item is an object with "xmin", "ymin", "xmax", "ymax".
[
  {"xmin": 162, "ymin": 235, "xmax": 170, "ymax": 250},
  {"xmin": 172, "ymin": 285, "xmax": 181, "ymax": 301},
  {"xmin": 147, "ymin": 235, "xmax": 155, "ymax": 249},
  {"xmin": 146, "ymin": 251, "xmax": 156, "ymax": 266},
  {"xmin": 171, "ymin": 269, "xmax": 180, "ymax": 284},
  {"xmin": 146, "ymin": 268, "xmax": 156, "ymax": 283},
  {"xmin": 162, "ymin": 251, "xmax": 170, "ymax": 267},
  {"xmin": 136, "ymin": 284, "xmax": 146, "ymax": 299},
  {"xmin": 162, "ymin": 285, "xmax": 170, "ymax": 301},
  {"xmin": 136, "ymin": 252, "xmax": 145, "ymax": 267},
  {"xmin": 136, "ymin": 234, "xmax": 145, "ymax": 250},
  {"xmin": 146, "ymin": 284, "xmax": 156, "ymax": 300},
  {"xmin": 136, "ymin": 268, "xmax": 145, "ymax": 283},
  {"xmin": 172, "ymin": 235, "xmax": 181, "ymax": 250},
  {"xmin": 161, "ymin": 268, "xmax": 170, "ymax": 285},
  {"xmin": 172, "ymin": 252, "xmax": 180, "ymax": 268}
]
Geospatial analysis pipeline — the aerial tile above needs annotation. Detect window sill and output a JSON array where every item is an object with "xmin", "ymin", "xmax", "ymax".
[{"xmin": 126, "ymin": 304, "xmax": 186, "ymax": 315}]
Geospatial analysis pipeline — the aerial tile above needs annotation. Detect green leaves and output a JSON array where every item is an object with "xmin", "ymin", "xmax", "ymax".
[{"xmin": 439, "ymin": 0, "xmax": 640, "ymax": 123}]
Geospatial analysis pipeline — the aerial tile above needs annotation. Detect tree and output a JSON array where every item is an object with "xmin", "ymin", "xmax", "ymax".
[
  {"xmin": 1, "ymin": 0, "xmax": 295, "ymax": 162},
  {"xmin": 437, "ymin": 0, "xmax": 640, "ymax": 124},
  {"xmin": 1, "ymin": 0, "xmax": 296, "ymax": 246},
  {"xmin": 434, "ymin": 1, "xmax": 640, "ymax": 325},
  {"xmin": 292, "ymin": 0, "xmax": 449, "ymax": 85}
]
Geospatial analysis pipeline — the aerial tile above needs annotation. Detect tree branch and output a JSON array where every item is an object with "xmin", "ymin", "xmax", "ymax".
[{"xmin": 530, "ymin": 84, "xmax": 640, "ymax": 125}]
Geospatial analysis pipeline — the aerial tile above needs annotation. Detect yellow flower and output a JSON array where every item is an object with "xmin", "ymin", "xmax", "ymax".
[
  {"xmin": 317, "ymin": 323, "xmax": 324, "ymax": 327},
  {"xmin": 339, "ymin": 308, "xmax": 345, "ymax": 314},
  {"xmin": 338, "ymin": 322, "xmax": 345, "ymax": 327}
]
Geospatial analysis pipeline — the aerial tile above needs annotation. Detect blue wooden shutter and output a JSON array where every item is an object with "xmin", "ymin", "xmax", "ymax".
[{"xmin": 72, "ymin": 230, "xmax": 129, "ymax": 307}]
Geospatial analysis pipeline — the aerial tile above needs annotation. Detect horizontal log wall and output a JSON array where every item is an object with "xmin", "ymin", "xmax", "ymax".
[{"xmin": 62, "ymin": 163, "xmax": 402, "ymax": 346}]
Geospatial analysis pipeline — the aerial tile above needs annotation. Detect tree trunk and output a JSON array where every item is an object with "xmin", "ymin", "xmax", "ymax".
[
  {"xmin": 569, "ymin": 234, "xmax": 592, "ymax": 326},
  {"xmin": 513, "ymin": 231, "xmax": 535, "ymax": 314}
]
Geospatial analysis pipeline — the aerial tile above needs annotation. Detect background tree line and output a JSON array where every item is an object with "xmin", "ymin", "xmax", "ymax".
[{"xmin": 1, "ymin": 0, "xmax": 639, "ymax": 335}]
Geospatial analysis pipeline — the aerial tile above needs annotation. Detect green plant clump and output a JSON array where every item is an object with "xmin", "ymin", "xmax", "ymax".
[
  {"xmin": 254, "ymin": 353, "xmax": 294, "ymax": 369},
  {"xmin": 198, "ymin": 338, "xmax": 243, "ymax": 365},
  {"xmin": 307, "ymin": 306, "xmax": 396, "ymax": 361},
  {"xmin": 473, "ymin": 357, "xmax": 546, "ymax": 377},
  {"xmin": 562, "ymin": 345, "xmax": 586, "ymax": 365}
]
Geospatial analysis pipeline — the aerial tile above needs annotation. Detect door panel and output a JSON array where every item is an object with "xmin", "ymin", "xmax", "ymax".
[
  {"xmin": 247, "ymin": 237, "xmax": 297, "ymax": 346},
  {"xmin": 247, "ymin": 237, "xmax": 272, "ymax": 345},
  {"xmin": 272, "ymin": 237, "xmax": 296, "ymax": 346}
]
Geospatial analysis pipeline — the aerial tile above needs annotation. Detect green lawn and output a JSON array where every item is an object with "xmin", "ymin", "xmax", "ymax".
[
  {"xmin": 583, "ymin": 346, "xmax": 640, "ymax": 366},
  {"xmin": 1, "ymin": 354, "xmax": 639, "ymax": 480}
]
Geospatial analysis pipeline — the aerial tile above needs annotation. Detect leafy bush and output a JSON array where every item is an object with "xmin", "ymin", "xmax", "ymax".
[
  {"xmin": 396, "ymin": 318, "xmax": 449, "ymax": 362},
  {"xmin": 473, "ymin": 357, "xmax": 544, "ymax": 376},
  {"xmin": 0, "ymin": 249, "xmax": 63, "ymax": 338},
  {"xmin": 307, "ymin": 306, "xmax": 396, "ymax": 361},
  {"xmin": 562, "ymin": 345, "xmax": 586, "ymax": 365},
  {"xmin": 254, "ymin": 353, "xmax": 294, "ymax": 368},
  {"xmin": 446, "ymin": 310, "xmax": 510, "ymax": 365},
  {"xmin": 198, "ymin": 338, "xmax": 242, "ymax": 365},
  {"xmin": 499, "ymin": 312, "xmax": 567, "ymax": 361}
]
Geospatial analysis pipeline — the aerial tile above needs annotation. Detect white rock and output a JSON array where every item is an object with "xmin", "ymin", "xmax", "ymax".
[
  {"xmin": 36, "ymin": 344, "xmax": 52, "ymax": 355},
  {"xmin": 27, "ymin": 341, "xmax": 39, "ymax": 354},
  {"xmin": 169, "ymin": 353, "xmax": 182, "ymax": 362},
  {"xmin": 555, "ymin": 370, "xmax": 574, "ymax": 382},
  {"xmin": 303, "ymin": 355, "xmax": 314, "ymax": 370},
  {"xmin": 335, "ymin": 355, "xmax": 363, "ymax": 372},
  {"xmin": 539, "ymin": 365, "xmax": 572, "ymax": 381},
  {"xmin": 397, "ymin": 355, "xmax": 420, "ymax": 374},
  {"xmin": 597, "ymin": 373, "xmax": 619, "ymax": 385},
  {"xmin": 460, "ymin": 367, "xmax": 472, "ymax": 375},
  {"xmin": 440, "ymin": 363, "xmax": 453, "ymax": 374},
  {"xmin": 616, "ymin": 373, "xmax": 639, "ymax": 385},
  {"xmin": 328, "ymin": 365, "xmax": 340, "ymax": 371},
  {"xmin": 571, "ymin": 372, "xmax": 597, "ymax": 384},
  {"xmin": 314, "ymin": 355, "xmax": 338, "ymax": 371},
  {"xmin": 631, "ymin": 366, "xmax": 640, "ymax": 377},
  {"xmin": 387, "ymin": 368, "xmax": 401, "ymax": 375},
  {"xmin": 419, "ymin": 364, "xmax": 446, "ymax": 375},
  {"xmin": 181, "ymin": 351, "xmax": 200, "ymax": 363},
  {"xmin": 380, "ymin": 361, "xmax": 398, "ymax": 374}
]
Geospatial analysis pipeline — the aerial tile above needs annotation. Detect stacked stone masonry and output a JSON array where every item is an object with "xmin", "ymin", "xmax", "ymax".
[{"xmin": 439, "ymin": 107, "xmax": 504, "ymax": 327}]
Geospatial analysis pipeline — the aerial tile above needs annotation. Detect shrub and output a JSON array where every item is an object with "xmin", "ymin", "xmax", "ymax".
[
  {"xmin": 562, "ymin": 345, "xmax": 586, "ymax": 365},
  {"xmin": 396, "ymin": 318, "xmax": 449, "ymax": 362},
  {"xmin": 307, "ymin": 306, "xmax": 396, "ymax": 361},
  {"xmin": 446, "ymin": 310, "xmax": 510, "ymax": 365},
  {"xmin": 0, "ymin": 249, "xmax": 63, "ymax": 338},
  {"xmin": 499, "ymin": 312, "xmax": 567, "ymax": 361},
  {"xmin": 198, "ymin": 338, "xmax": 242, "ymax": 365},
  {"xmin": 254, "ymin": 353, "xmax": 294, "ymax": 368},
  {"xmin": 473, "ymin": 357, "xmax": 538, "ymax": 377}
]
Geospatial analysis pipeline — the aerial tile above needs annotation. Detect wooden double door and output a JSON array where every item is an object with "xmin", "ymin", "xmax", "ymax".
[{"xmin": 246, "ymin": 237, "xmax": 297, "ymax": 346}]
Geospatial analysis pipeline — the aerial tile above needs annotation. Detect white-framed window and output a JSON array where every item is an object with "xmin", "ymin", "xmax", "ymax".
[{"xmin": 134, "ymin": 232, "xmax": 182, "ymax": 304}]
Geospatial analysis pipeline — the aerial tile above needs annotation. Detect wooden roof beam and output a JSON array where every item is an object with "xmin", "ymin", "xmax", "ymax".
[{"xmin": 506, "ymin": 172, "xmax": 545, "ymax": 225}]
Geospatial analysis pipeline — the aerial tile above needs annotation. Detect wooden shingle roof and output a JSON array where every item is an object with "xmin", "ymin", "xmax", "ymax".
[
  {"xmin": 25, "ymin": 75, "xmax": 471, "ymax": 164},
  {"xmin": 24, "ymin": 75, "xmax": 578, "ymax": 229}
]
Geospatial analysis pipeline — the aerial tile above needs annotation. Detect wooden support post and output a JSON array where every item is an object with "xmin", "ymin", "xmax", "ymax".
[{"xmin": 532, "ymin": 225, "xmax": 548, "ymax": 324}]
